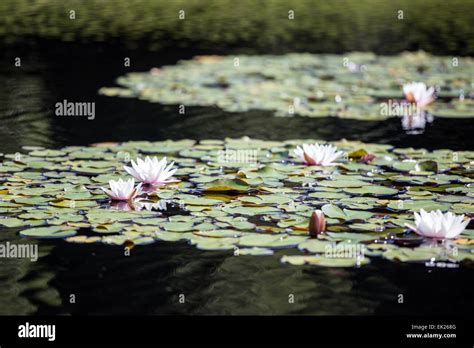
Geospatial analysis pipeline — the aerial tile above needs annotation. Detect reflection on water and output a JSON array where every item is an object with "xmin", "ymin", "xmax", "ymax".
[
  {"xmin": 0, "ymin": 71, "xmax": 54, "ymax": 151},
  {"xmin": 2, "ymin": 240, "xmax": 468, "ymax": 316},
  {"xmin": 401, "ymin": 112, "xmax": 434, "ymax": 135},
  {"xmin": 5, "ymin": 241, "xmax": 393, "ymax": 315},
  {"xmin": 188, "ymin": 252, "xmax": 381, "ymax": 315},
  {"xmin": 110, "ymin": 199, "xmax": 169, "ymax": 212},
  {"xmin": 0, "ymin": 231, "xmax": 61, "ymax": 315}
]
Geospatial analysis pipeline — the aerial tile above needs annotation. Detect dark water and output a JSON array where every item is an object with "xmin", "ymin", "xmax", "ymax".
[{"xmin": 0, "ymin": 46, "xmax": 473, "ymax": 315}]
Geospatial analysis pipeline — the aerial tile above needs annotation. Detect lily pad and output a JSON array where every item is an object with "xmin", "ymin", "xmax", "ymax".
[{"xmin": 19, "ymin": 226, "xmax": 78, "ymax": 239}]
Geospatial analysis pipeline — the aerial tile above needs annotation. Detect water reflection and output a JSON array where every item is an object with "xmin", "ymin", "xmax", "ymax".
[
  {"xmin": 2, "ymin": 238, "xmax": 466, "ymax": 315},
  {"xmin": 110, "ymin": 199, "xmax": 169, "ymax": 212},
  {"xmin": 188, "ymin": 251, "xmax": 382, "ymax": 315},
  {"xmin": 401, "ymin": 112, "xmax": 434, "ymax": 135},
  {"xmin": 0, "ymin": 231, "xmax": 61, "ymax": 315},
  {"xmin": 0, "ymin": 70, "xmax": 55, "ymax": 151},
  {"xmin": 41, "ymin": 242, "xmax": 396, "ymax": 315}
]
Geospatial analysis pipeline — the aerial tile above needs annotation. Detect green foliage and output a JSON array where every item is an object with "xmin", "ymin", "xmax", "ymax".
[{"xmin": 0, "ymin": 0, "xmax": 473, "ymax": 54}]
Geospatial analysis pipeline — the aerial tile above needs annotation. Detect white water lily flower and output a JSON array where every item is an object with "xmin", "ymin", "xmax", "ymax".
[
  {"xmin": 124, "ymin": 156, "xmax": 179, "ymax": 186},
  {"xmin": 405, "ymin": 209, "xmax": 470, "ymax": 239},
  {"xmin": 403, "ymin": 82, "xmax": 435, "ymax": 108},
  {"xmin": 101, "ymin": 178, "xmax": 142, "ymax": 201},
  {"xmin": 294, "ymin": 143, "xmax": 344, "ymax": 166}
]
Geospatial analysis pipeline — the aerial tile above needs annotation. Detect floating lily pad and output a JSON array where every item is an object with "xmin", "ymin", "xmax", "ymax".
[
  {"xmin": 19, "ymin": 226, "xmax": 78, "ymax": 239},
  {"xmin": 298, "ymin": 239, "xmax": 332, "ymax": 253},
  {"xmin": 202, "ymin": 179, "xmax": 250, "ymax": 192},
  {"xmin": 325, "ymin": 232, "xmax": 377, "ymax": 242},
  {"xmin": 281, "ymin": 255, "xmax": 369, "ymax": 267},
  {"xmin": 237, "ymin": 247, "xmax": 274, "ymax": 256},
  {"xmin": 343, "ymin": 185, "xmax": 398, "ymax": 196},
  {"xmin": 238, "ymin": 234, "xmax": 307, "ymax": 248},
  {"xmin": 0, "ymin": 218, "xmax": 30, "ymax": 227},
  {"xmin": 321, "ymin": 204, "xmax": 374, "ymax": 221}
]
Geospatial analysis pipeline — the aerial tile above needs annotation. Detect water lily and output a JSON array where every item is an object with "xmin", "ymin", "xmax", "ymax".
[
  {"xmin": 405, "ymin": 209, "xmax": 470, "ymax": 239},
  {"xmin": 101, "ymin": 178, "xmax": 142, "ymax": 201},
  {"xmin": 402, "ymin": 82, "xmax": 435, "ymax": 108},
  {"xmin": 124, "ymin": 156, "xmax": 179, "ymax": 186},
  {"xmin": 309, "ymin": 210, "xmax": 326, "ymax": 238},
  {"xmin": 294, "ymin": 143, "xmax": 344, "ymax": 166}
]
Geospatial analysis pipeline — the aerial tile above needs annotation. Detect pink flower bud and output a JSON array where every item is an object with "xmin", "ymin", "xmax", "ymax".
[{"xmin": 360, "ymin": 153, "xmax": 376, "ymax": 163}]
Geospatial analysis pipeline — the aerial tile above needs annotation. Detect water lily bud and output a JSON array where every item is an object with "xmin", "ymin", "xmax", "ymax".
[
  {"xmin": 309, "ymin": 210, "xmax": 326, "ymax": 238},
  {"xmin": 361, "ymin": 153, "xmax": 376, "ymax": 163}
]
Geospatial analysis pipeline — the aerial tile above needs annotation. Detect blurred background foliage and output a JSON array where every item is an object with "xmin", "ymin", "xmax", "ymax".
[{"xmin": 0, "ymin": 0, "xmax": 473, "ymax": 55}]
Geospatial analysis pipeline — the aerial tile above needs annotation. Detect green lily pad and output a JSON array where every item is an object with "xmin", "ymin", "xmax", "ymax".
[
  {"xmin": 343, "ymin": 185, "xmax": 398, "ymax": 196},
  {"xmin": 281, "ymin": 255, "xmax": 369, "ymax": 267},
  {"xmin": 0, "ymin": 218, "xmax": 30, "ymax": 227},
  {"xmin": 202, "ymin": 179, "xmax": 250, "ymax": 192},
  {"xmin": 321, "ymin": 204, "xmax": 374, "ymax": 221},
  {"xmin": 298, "ymin": 239, "xmax": 332, "ymax": 253},
  {"xmin": 238, "ymin": 234, "xmax": 307, "ymax": 248},
  {"xmin": 19, "ymin": 226, "xmax": 78, "ymax": 239},
  {"xmin": 325, "ymin": 232, "xmax": 377, "ymax": 242},
  {"xmin": 237, "ymin": 247, "xmax": 274, "ymax": 256}
]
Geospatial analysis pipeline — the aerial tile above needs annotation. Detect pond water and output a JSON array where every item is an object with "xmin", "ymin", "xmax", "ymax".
[{"xmin": 0, "ymin": 47, "xmax": 473, "ymax": 315}]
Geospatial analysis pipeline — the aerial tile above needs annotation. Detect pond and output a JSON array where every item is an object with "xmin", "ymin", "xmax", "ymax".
[{"xmin": 0, "ymin": 47, "xmax": 473, "ymax": 316}]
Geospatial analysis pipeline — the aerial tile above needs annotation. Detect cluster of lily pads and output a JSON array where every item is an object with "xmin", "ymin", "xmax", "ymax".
[
  {"xmin": 99, "ymin": 52, "xmax": 474, "ymax": 121},
  {"xmin": 1, "ymin": 137, "xmax": 473, "ymax": 267}
]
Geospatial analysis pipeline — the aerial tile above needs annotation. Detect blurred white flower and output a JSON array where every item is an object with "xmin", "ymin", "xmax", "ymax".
[
  {"xmin": 403, "ymin": 82, "xmax": 435, "ymax": 108},
  {"xmin": 294, "ymin": 143, "xmax": 344, "ymax": 166},
  {"xmin": 405, "ymin": 209, "xmax": 470, "ymax": 239},
  {"xmin": 124, "ymin": 156, "xmax": 179, "ymax": 186},
  {"xmin": 101, "ymin": 178, "xmax": 142, "ymax": 201}
]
